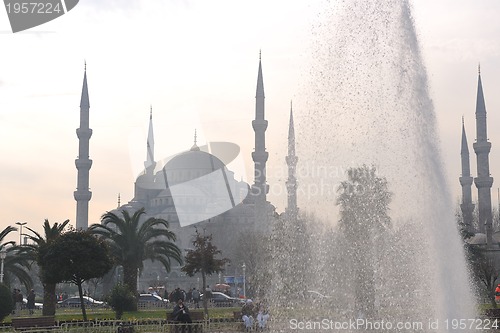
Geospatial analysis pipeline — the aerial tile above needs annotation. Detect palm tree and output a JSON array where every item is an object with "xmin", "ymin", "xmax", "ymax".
[
  {"xmin": 0, "ymin": 226, "xmax": 32, "ymax": 289},
  {"xmin": 89, "ymin": 208, "xmax": 182, "ymax": 297},
  {"xmin": 24, "ymin": 219, "xmax": 70, "ymax": 316}
]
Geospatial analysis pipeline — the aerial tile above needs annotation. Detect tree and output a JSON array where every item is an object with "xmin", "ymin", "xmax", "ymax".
[
  {"xmin": 467, "ymin": 245, "xmax": 498, "ymax": 308},
  {"xmin": 24, "ymin": 219, "xmax": 70, "ymax": 316},
  {"xmin": 89, "ymin": 208, "xmax": 182, "ymax": 301},
  {"xmin": 455, "ymin": 203, "xmax": 499, "ymax": 307},
  {"xmin": 182, "ymin": 229, "xmax": 229, "ymax": 318},
  {"xmin": 41, "ymin": 231, "xmax": 113, "ymax": 321},
  {"xmin": 0, "ymin": 226, "xmax": 33, "ymax": 289},
  {"xmin": 106, "ymin": 283, "xmax": 136, "ymax": 319},
  {"xmin": 0, "ymin": 283, "xmax": 13, "ymax": 322},
  {"xmin": 336, "ymin": 165, "xmax": 391, "ymax": 317}
]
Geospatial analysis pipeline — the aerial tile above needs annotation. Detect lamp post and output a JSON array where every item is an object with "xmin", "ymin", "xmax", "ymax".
[
  {"xmin": 242, "ymin": 262, "xmax": 246, "ymax": 298},
  {"xmin": 16, "ymin": 222, "xmax": 27, "ymax": 245},
  {"xmin": 0, "ymin": 248, "xmax": 7, "ymax": 283}
]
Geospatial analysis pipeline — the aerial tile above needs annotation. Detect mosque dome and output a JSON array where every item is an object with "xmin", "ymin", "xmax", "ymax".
[{"xmin": 162, "ymin": 144, "xmax": 226, "ymax": 185}]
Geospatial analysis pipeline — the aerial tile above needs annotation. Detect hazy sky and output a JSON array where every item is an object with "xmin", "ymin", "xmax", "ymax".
[{"xmin": 1, "ymin": 0, "xmax": 500, "ymax": 242}]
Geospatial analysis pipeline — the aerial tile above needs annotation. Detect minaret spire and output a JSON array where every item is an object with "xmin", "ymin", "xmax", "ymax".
[
  {"xmin": 145, "ymin": 106, "xmax": 155, "ymax": 175},
  {"xmin": 459, "ymin": 119, "xmax": 474, "ymax": 232},
  {"xmin": 285, "ymin": 101, "xmax": 298, "ymax": 218},
  {"xmin": 251, "ymin": 52, "xmax": 269, "ymax": 211},
  {"xmin": 191, "ymin": 129, "xmax": 200, "ymax": 151},
  {"xmin": 74, "ymin": 65, "xmax": 93, "ymax": 230},
  {"xmin": 473, "ymin": 69, "xmax": 494, "ymax": 246}
]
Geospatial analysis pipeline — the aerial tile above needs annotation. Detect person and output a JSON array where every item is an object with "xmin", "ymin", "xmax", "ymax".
[
  {"xmin": 173, "ymin": 287, "xmax": 184, "ymax": 303},
  {"xmin": 16, "ymin": 289, "xmax": 23, "ymax": 316},
  {"xmin": 11, "ymin": 289, "xmax": 18, "ymax": 316},
  {"xmin": 172, "ymin": 298, "xmax": 192, "ymax": 322},
  {"xmin": 191, "ymin": 288, "xmax": 200, "ymax": 309},
  {"xmin": 256, "ymin": 305, "xmax": 270, "ymax": 331},
  {"xmin": 496, "ymin": 284, "xmax": 500, "ymax": 303},
  {"xmin": 27, "ymin": 289, "xmax": 36, "ymax": 315},
  {"xmin": 203, "ymin": 285, "xmax": 212, "ymax": 303},
  {"xmin": 171, "ymin": 298, "xmax": 192, "ymax": 333},
  {"xmin": 241, "ymin": 299, "xmax": 256, "ymax": 331}
]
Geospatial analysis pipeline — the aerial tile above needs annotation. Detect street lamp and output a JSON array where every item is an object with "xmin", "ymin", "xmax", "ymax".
[
  {"xmin": 0, "ymin": 248, "xmax": 7, "ymax": 283},
  {"xmin": 16, "ymin": 222, "xmax": 27, "ymax": 245},
  {"xmin": 242, "ymin": 263, "xmax": 246, "ymax": 298}
]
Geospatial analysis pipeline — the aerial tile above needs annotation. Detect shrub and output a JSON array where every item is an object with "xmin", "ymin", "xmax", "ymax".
[
  {"xmin": 106, "ymin": 284, "xmax": 136, "ymax": 319},
  {"xmin": 0, "ymin": 284, "xmax": 13, "ymax": 322}
]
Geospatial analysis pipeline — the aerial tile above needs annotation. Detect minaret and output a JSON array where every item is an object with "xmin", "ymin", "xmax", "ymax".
[
  {"xmin": 251, "ymin": 52, "xmax": 269, "ymax": 207},
  {"xmin": 459, "ymin": 117, "xmax": 474, "ymax": 232},
  {"xmin": 144, "ymin": 106, "xmax": 156, "ymax": 176},
  {"xmin": 74, "ymin": 64, "xmax": 92, "ymax": 230},
  {"xmin": 285, "ymin": 102, "xmax": 298, "ymax": 219},
  {"xmin": 473, "ymin": 66, "xmax": 494, "ymax": 246}
]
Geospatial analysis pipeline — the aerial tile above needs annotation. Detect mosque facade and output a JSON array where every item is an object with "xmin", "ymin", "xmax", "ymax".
[{"xmin": 74, "ymin": 56, "xmax": 299, "ymax": 287}]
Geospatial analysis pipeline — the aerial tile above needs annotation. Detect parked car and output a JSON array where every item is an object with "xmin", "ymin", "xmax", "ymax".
[
  {"xmin": 202, "ymin": 291, "xmax": 245, "ymax": 307},
  {"xmin": 22, "ymin": 298, "xmax": 43, "ymax": 309},
  {"xmin": 57, "ymin": 296, "xmax": 105, "ymax": 308},
  {"xmin": 138, "ymin": 293, "xmax": 168, "ymax": 308}
]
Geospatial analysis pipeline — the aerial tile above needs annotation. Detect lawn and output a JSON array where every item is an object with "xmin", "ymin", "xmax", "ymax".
[{"xmin": 4, "ymin": 306, "xmax": 240, "ymax": 323}]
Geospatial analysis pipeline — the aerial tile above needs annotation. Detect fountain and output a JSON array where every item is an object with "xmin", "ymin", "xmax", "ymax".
[{"xmin": 266, "ymin": 0, "xmax": 477, "ymax": 331}]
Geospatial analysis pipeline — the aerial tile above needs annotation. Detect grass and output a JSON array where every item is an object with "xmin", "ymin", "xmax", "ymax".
[{"xmin": 4, "ymin": 306, "xmax": 240, "ymax": 323}]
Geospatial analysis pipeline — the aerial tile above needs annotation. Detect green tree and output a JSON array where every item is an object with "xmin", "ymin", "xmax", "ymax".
[
  {"xmin": 336, "ymin": 165, "xmax": 391, "ymax": 317},
  {"xmin": 0, "ymin": 283, "xmax": 13, "ymax": 322},
  {"xmin": 0, "ymin": 226, "xmax": 32, "ymax": 289},
  {"xmin": 454, "ymin": 203, "xmax": 499, "ymax": 307},
  {"xmin": 106, "ymin": 283, "xmax": 136, "ymax": 319},
  {"xmin": 24, "ymin": 219, "xmax": 70, "ymax": 316},
  {"xmin": 42, "ymin": 231, "xmax": 113, "ymax": 321},
  {"xmin": 182, "ymin": 229, "xmax": 229, "ymax": 318},
  {"xmin": 467, "ymin": 245, "xmax": 498, "ymax": 308},
  {"xmin": 89, "ymin": 208, "xmax": 182, "ymax": 301}
]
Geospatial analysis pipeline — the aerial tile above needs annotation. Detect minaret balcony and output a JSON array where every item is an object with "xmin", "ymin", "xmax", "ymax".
[
  {"xmin": 75, "ymin": 159, "xmax": 93, "ymax": 170},
  {"xmin": 474, "ymin": 177, "xmax": 493, "ymax": 188},
  {"xmin": 459, "ymin": 176, "xmax": 473, "ymax": 186},
  {"xmin": 252, "ymin": 120, "xmax": 268, "ymax": 131},
  {"xmin": 74, "ymin": 190, "xmax": 92, "ymax": 201},
  {"xmin": 76, "ymin": 128, "xmax": 93, "ymax": 140},
  {"xmin": 252, "ymin": 151, "xmax": 269, "ymax": 162},
  {"xmin": 473, "ymin": 141, "xmax": 491, "ymax": 153}
]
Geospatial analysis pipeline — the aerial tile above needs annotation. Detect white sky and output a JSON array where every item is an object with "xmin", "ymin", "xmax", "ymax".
[{"xmin": 1, "ymin": 0, "xmax": 500, "ymax": 242}]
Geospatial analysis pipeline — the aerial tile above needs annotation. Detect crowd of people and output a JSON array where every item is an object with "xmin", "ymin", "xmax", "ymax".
[
  {"xmin": 166, "ymin": 285, "xmax": 270, "ymax": 331},
  {"xmin": 241, "ymin": 299, "xmax": 269, "ymax": 331}
]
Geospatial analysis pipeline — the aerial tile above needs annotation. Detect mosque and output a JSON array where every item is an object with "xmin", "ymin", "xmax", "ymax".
[
  {"xmin": 460, "ymin": 67, "xmax": 500, "ymax": 252},
  {"xmin": 73, "ymin": 56, "xmax": 300, "ymax": 287}
]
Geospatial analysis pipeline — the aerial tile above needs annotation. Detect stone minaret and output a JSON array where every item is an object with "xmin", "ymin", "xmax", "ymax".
[
  {"xmin": 145, "ymin": 106, "xmax": 156, "ymax": 177},
  {"xmin": 459, "ymin": 117, "xmax": 474, "ymax": 232},
  {"xmin": 285, "ymin": 102, "xmax": 298, "ymax": 219},
  {"xmin": 74, "ymin": 65, "xmax": 92, "ymax": 230},
  {"xmin": 251, "ymin": 53, "xmax": 269, "ymax": 206},
  {"xmin": 473, "ymin": 67, "xmax": 494, "ymax": 245}
]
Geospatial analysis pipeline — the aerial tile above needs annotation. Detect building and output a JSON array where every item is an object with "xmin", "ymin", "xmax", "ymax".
[{"xmin": 461, "ymin": 67, "xmax": 498, "ymax": 250}]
